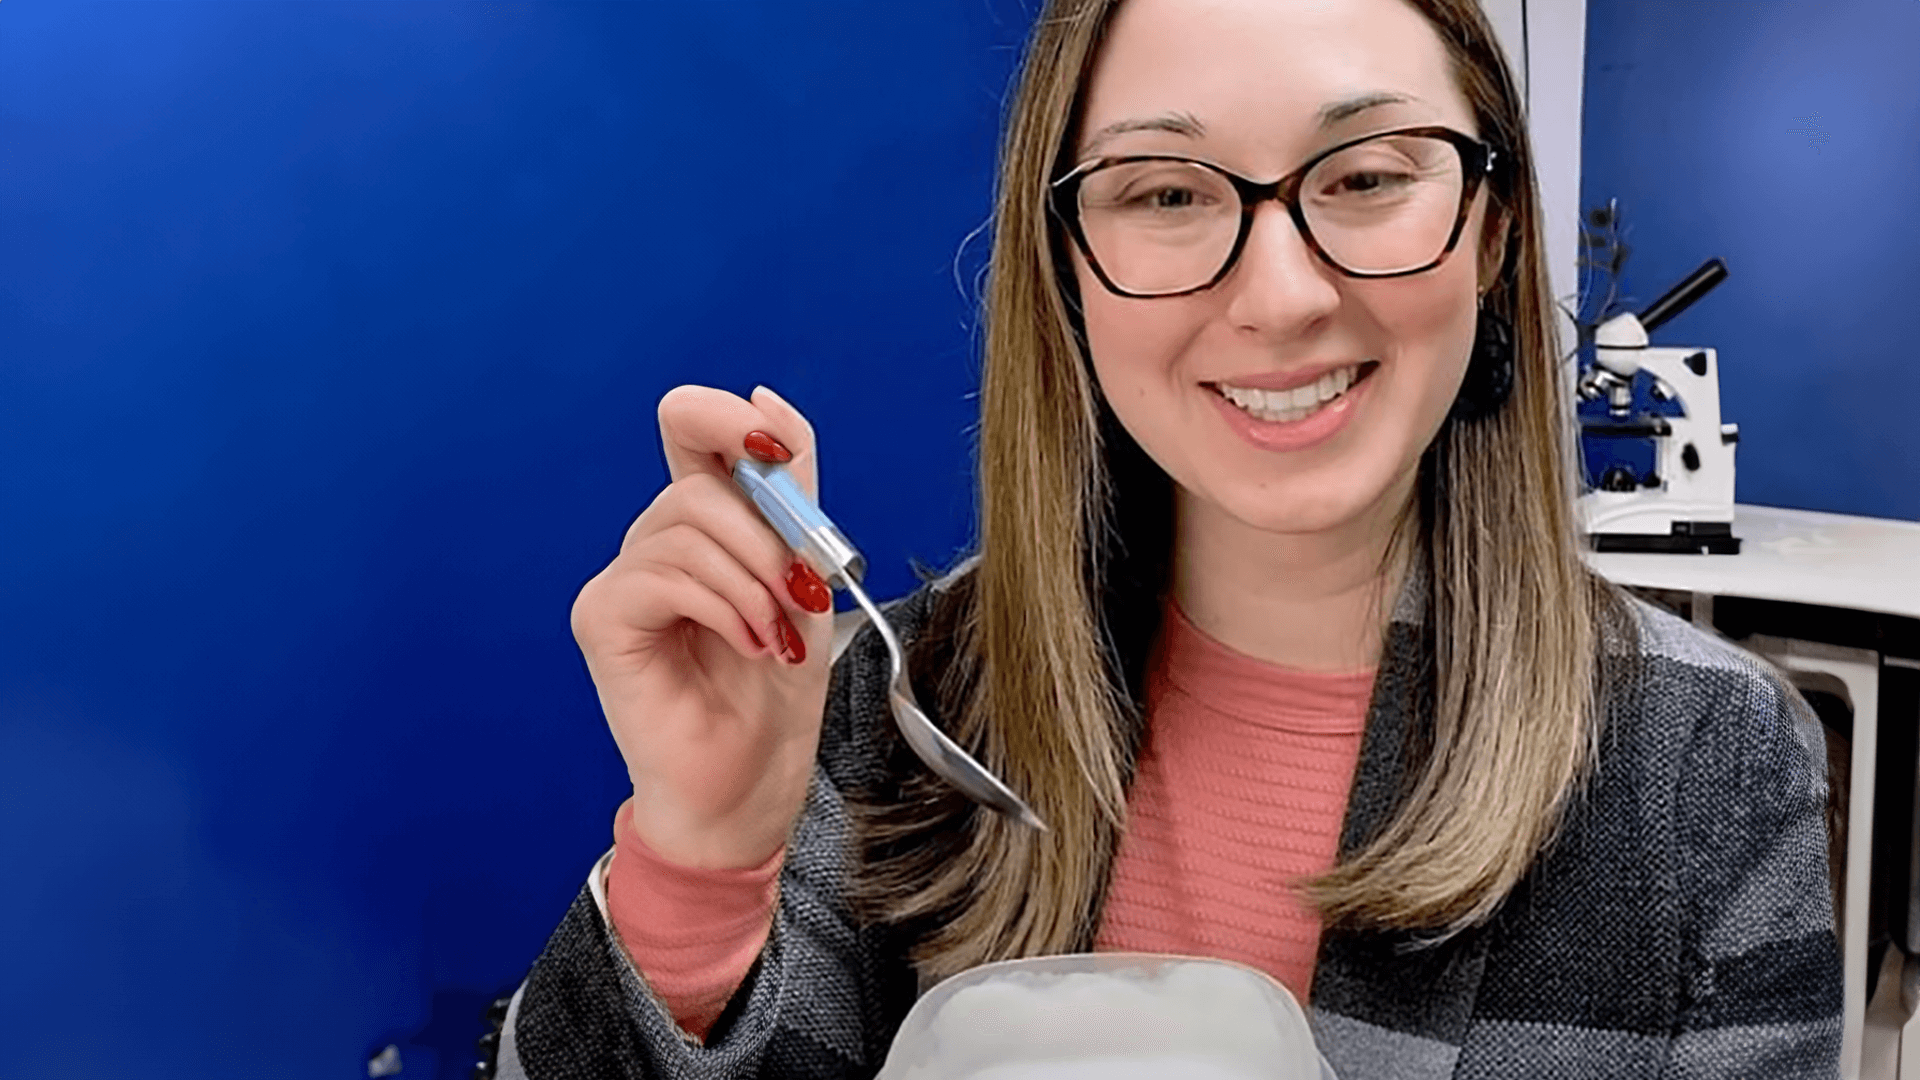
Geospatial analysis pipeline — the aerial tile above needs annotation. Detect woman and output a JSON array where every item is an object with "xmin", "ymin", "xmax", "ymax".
[{"xmin": 496, "ymin": 0, "xmax": 1843, "ymax": 1076}]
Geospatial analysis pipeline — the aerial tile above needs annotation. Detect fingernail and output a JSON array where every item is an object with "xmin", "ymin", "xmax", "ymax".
[
  {"xmin": 743, "ymin": 431, "xmax": 792, "ymax": 463},
  {"xmin": 786, "ymin": 561, "xmax": 831, "ymax": 614},
  {"xmin": 744, "ymin": 624, "xmax": 765, "ymax": 650},
  {"xmin": 774, "ymin": 613, "xmax": 806, "ymax": 665}
]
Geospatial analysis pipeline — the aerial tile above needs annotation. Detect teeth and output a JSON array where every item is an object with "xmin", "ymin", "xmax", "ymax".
[{"xmin": 1218, "ymin": 363, "xmax": 1364, "ymax": 423}]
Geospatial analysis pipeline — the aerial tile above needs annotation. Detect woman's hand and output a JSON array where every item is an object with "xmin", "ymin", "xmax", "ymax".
[{"xmin": 572, "ymin": 385, "xmax": 835, "ymax": 869}]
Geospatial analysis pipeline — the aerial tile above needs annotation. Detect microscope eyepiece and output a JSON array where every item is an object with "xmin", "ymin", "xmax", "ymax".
[{"xmin": 1638, "ymin": 258, "xmax": 1728, "ymax": 335}]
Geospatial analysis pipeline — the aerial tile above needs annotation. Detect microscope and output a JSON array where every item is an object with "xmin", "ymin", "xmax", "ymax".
[{"xmin": 1576, "ymin": 257, "xmax": 1741, "ymax": 554}]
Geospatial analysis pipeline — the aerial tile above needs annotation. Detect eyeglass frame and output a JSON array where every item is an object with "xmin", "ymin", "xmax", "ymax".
[{"xmin": 1048, "ymin": 124, "xmax": 1502, "ymax": 299}]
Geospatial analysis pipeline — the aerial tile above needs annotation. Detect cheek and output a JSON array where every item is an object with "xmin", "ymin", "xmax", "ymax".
[
  {"xmin": 1419, "ymin": 297, "xmax": 1477, "ymax": 390},
  {"xmin": 1385, "ymin": 275, "xmax": 1480, "ymax": 426},
  {"xmin": 1075, "ymin": 258, "xmax": 1201, "ymax": 404},
  {"xmin": 1389, "ymin": 203, "xmax": 1496, "ymax": 402}
]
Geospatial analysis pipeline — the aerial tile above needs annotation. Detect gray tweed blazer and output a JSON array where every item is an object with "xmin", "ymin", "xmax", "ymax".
[{"xmin": 498, "ymin": 570, "xmax": 1843, "ymax": 1079}]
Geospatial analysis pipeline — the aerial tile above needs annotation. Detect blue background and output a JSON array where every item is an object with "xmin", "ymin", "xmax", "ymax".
[
  {"xmin": 1, "ymin": 1, "xmax": 1914, "ymax": 1076},
  {"xmin": 1579, "ymin": 0, "xmax": 1919, "ymax": 518}
]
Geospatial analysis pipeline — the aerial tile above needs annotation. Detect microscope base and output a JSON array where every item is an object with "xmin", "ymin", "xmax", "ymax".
[{"xmin": 1589, "ymin": 524, "xmax": 1742, "ymax": 555}]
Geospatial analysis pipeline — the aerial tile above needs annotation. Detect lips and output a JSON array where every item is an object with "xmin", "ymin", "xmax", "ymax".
[
  {"xmin": 1208, "ymin": 360, "xmax": 1379, "ymax": 424},
  {"xmin": 1199, "ymin": 359, "xmax": 1379, "ymax": 454},
  {"xmin": 1213, "ymin": 358, "xmax": 1371, "ymax": 392}
]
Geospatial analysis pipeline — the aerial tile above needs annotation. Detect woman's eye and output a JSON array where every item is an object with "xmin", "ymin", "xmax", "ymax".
[
  {"xmin": 1126, "ymin": 185, "xmax": 1206, "ymax": 210},
  {"xmin": 1080, "ymin": 163, "xmax": 1228, "ymax": 215},
  {"xmin": 1327, "ymin": 170, "xmax": 1413, "ymax": 197}
]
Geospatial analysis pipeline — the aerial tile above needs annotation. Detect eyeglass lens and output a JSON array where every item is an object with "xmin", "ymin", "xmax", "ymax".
[{"xmin": 1076, "ymin": 133, "xmax": 1468, "ymax": 294}]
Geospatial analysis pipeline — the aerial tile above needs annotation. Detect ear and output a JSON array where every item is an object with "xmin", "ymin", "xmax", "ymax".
[{"xmin": 1476, "ymin": 204, "xmax": 1513, "ymax": 298}]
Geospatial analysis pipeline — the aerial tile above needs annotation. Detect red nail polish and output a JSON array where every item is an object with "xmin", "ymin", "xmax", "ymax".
[
  {"xmin": 744, "ymin": 624, "xmax": 764, "ymax": 650},
  {"xmin": 786, "ymin": 561, "xmax": 831, "ymax": 614},
  {"xmin": 743, "ymin": 431, "xmax": 792, "ymax": 463},
  {"xmin": 774, "ymin": 613, "xmax": 806, "ymax": 665}
]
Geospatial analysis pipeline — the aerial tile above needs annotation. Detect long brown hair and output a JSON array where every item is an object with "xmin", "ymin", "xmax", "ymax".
[{"xmin": 851, "ymin": 0, "xmax": 1638, "ymax": 982}]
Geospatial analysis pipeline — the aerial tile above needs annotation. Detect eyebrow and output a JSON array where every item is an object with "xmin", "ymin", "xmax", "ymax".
[
  {"xmin": 1080, "ymin": 111, "xmax": 1207, "ymax": 156},
  {"xmin": 1317, "ymin": 90, "xmax": 1420, "ymax": 128},
  {"xmin": 1078, "ymin": 92, "xmax": 1423, "ymax": 157}
]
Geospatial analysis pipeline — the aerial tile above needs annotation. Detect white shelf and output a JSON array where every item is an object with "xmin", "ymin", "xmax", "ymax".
[{"xmin": 1586, "ymin": 503, "xmax": 1920, "ymax": 621}]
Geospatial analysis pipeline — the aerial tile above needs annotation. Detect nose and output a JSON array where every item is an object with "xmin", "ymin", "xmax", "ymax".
[{"xmin": 1219, "ymin": 200, "xmax": 1342, "ymax": 333}]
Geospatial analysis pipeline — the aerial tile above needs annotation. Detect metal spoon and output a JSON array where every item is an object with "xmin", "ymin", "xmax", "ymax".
[{"xmin": 733, "ymin": 458, "xmax": 1047, "ymax": 831}]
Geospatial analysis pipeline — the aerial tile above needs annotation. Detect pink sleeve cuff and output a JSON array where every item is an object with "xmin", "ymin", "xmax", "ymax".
[{"xmin": 605, "ymin": 801, "xmax": 784, "ymax": 1041}]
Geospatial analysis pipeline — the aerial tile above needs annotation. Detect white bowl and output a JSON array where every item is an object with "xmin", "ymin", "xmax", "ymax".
[{"xmin": 875, "ymin": 953, "xmax": 1337, "ymax": 1080}]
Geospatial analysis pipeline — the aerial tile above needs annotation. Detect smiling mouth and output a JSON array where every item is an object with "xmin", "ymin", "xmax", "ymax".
[{"xmin": 1207, "ymin": 360, "xmax": 1381, "ymax": 424}]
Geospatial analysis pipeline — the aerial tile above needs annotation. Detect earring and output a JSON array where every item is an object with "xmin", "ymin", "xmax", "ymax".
[{"xmin": 1451, "ymin": 298, "xmax": 1515, "ymax": 422}]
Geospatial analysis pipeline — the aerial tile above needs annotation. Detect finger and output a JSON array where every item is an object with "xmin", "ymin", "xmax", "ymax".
[
  {"xmin": 621, "ymin": 475, "xmax": 832, "ymax": 616},
  {"xmin": 656, "ymin": 385, "xmax": 817, "ymax": 498},
  {"xmin": 748, "ymin": 384, "xmax": 819, "ymax": 501},
  {"xmin": 742, "ymin": 431, "xmax": 792, "ymax": 464},
  {"xmin": 640, "ymin": 522, "xmax": 809, "ymax": 659},
  {"xmin": 579, "ymin": 558, "xmax": 775, "ymax": 664}
]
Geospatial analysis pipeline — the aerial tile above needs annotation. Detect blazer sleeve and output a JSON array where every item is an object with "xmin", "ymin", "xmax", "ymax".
[
  {"xmin": 498, "ymin": 605, "xmax": 923, "ymax": 1080},
  {"xmin": 1660, "ymin": 650, "xmax": 1845, "ymax": 1079}
]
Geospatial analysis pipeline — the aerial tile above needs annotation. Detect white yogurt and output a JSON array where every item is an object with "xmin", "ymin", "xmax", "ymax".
[
  {"xmin": 965, "ymin": 1056, "xmax": 1264, "ymax": 1080},
  {"xmin": 882, "ymin": 956, "xmax": 1325, "ymax": 1080}
]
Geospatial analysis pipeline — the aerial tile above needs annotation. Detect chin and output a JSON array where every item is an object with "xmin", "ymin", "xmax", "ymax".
[{"xmin": 1202, "ymin": 465, "xmax": 1405, "ymax": 538}]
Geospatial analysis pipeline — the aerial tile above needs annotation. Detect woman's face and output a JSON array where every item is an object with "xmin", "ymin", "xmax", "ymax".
[{"xmin": 1070, "ymin": 0, "xmax": 1505, "ymax": 540}]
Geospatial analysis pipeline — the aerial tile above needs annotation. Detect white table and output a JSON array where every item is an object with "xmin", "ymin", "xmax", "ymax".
[{"xmin": 1588, "ymin": 504, "xmax": 1920, "ymax": 1080}]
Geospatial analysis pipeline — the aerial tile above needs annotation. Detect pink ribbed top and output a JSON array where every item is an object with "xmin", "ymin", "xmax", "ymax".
[
  {"xmin": 1092, "ymin": 603, "xmax": 1374, "ymax": 1002},
  {"xmin": 606, "ymin": 602, "xmax": 1375, "ymax": 1038}
]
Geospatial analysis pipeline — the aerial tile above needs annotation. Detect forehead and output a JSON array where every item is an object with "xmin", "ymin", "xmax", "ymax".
[{"xmin": 1078, "ymin": 0, "xmax": 1473, "ymax": 157}]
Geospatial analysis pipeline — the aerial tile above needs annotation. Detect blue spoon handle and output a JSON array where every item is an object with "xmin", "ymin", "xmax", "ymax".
[{"xmin": 731, "ymin": 458, "xmax": 867, "ymax": 589}]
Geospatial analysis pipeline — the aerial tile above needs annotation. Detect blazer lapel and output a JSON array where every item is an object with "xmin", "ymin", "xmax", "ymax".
[{"xmin": 1308, "ymin": 567, "xmax": 1489, "ymax": 1080}]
